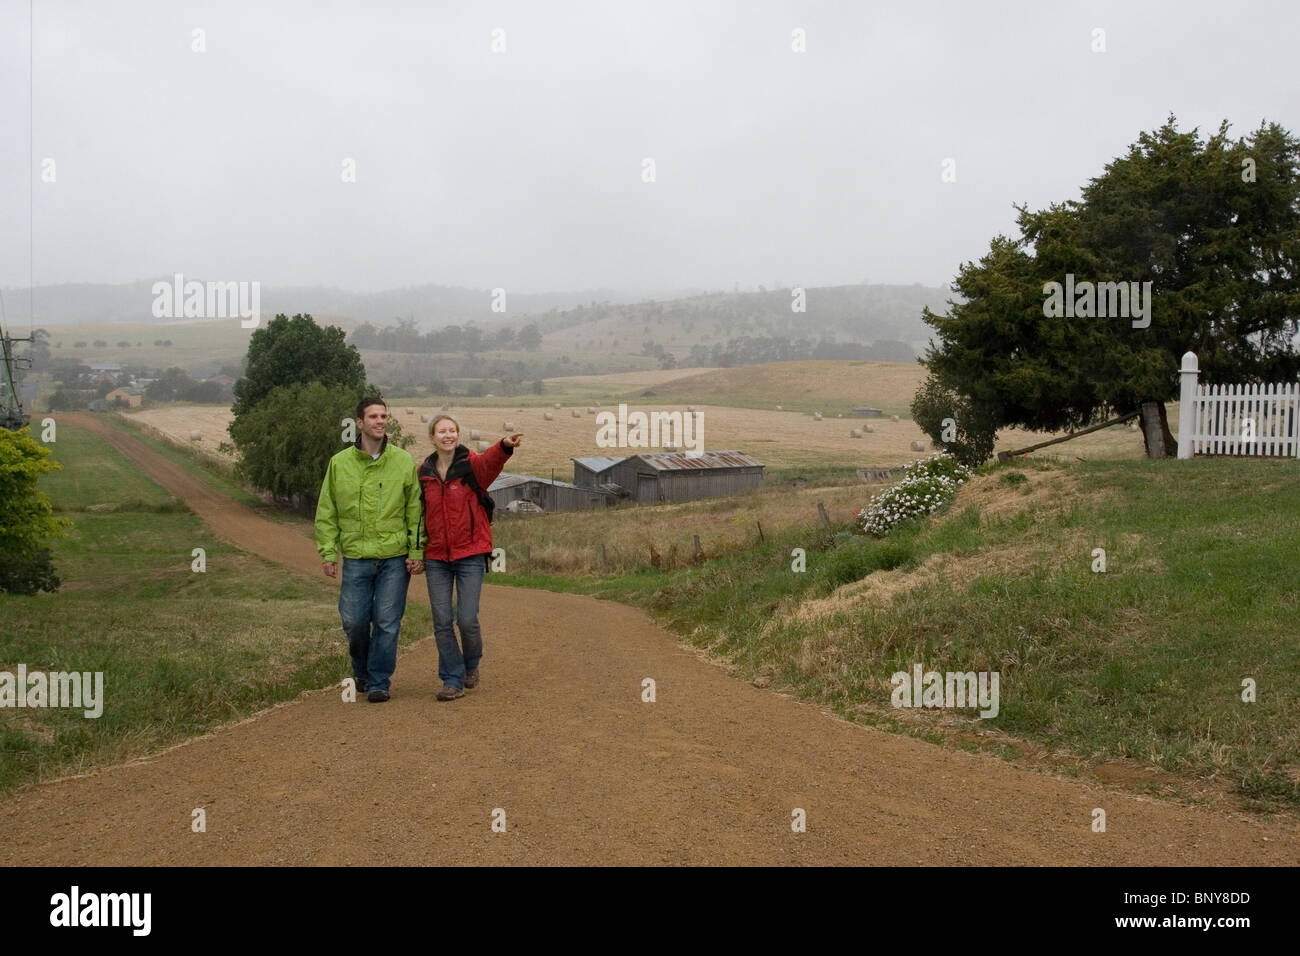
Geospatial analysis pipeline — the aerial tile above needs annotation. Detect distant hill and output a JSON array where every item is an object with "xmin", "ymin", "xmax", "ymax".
[
  {"xmin": 0, "ymin": 281, "xmax": 706, "ymax": 328},
  {"xmin": 535, "ymin": 283, "xmax": 950, "ymax": 359}
]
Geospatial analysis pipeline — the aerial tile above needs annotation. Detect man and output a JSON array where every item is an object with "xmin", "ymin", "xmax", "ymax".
[{"xmin": 315, "ymin": 397, "xmax": 424, "ymax": 703}]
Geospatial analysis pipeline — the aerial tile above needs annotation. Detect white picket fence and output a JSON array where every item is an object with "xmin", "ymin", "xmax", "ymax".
[{"xmin": 1177, "ymin": 352, "xmax": 1300, "ymax": 458}]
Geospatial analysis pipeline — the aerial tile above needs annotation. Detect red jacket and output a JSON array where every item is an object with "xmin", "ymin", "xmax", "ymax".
[{"xmin": 418, "ymin": 440, "xmax": 512, "ymax": 562}]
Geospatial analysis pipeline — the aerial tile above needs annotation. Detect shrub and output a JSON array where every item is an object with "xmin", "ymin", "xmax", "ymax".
[{"xmin": 857, "ymin": 453, "xmax": 972, "ymax": 537}]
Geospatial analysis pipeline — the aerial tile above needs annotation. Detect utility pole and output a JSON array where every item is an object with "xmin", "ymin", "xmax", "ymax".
[{"xmin": 1, "ymin": 319, "xmax": 33, "ymax": 431}]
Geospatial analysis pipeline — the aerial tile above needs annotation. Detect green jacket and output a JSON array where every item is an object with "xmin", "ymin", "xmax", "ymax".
[{"xmin": 314, "ymin": 438, "xmax": 424, "ymax": 563}]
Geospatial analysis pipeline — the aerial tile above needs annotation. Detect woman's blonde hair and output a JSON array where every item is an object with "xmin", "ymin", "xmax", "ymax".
[{"xmin": 428, "ymin": 414, "xmax": 460, "ymax": 440}]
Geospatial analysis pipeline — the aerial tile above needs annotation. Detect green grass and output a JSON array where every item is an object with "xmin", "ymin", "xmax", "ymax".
[
  {"xmin": 0, "ymin": 423, "xmax": 430, "ymax": 795},
  {"xmin": 489, "ymin": 457, "xmax": 1300, "ymax": 814}
]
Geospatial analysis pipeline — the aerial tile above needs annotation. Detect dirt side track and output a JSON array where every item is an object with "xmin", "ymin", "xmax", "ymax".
[{"xmin": 3, "ymin": 413, "xmax": 1296, "ymax": 865}]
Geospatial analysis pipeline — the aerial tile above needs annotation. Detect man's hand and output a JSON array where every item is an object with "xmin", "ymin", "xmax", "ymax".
[
  {"xmin": 503, "ymin": 433, "xmax": 524, "ymax": 448},
  {"xmin": 406, "ymin": 558, "xmax": 424, "ymax": 574},
  {"xmin": 322, "ymin": 562, "xmax": 337, "ymax": 578}
]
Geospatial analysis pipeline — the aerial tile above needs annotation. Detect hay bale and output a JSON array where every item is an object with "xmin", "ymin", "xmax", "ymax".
[
  {"xmin": 910, "ymin": 440, "xmax": 927, "ymax": 451},
  {"xmin": 405, "ymin": 407, "xmax": 413, "ymax": 415},
  {"xmin": 891, "ymin": 415, "xmax": 900, "ymax": 423},
  {"xmin": 554, "ymin": 402, "xmax": 561, "ymax": 409},
  {"xmin": 420, "ymin": 414, "xmax": 430, "ymax": 423},
  {"xmin": 864, "ymin": 424, "xmax": 874, "ymax": 433},
  {"xmin": 813, "ymin": 412, "xmax": 822, "ymax": 421},
  {"xmin": 776, "ymin": 405, "xmax": 783, "ymax": 411},
  {"xmin": 503, "ymin": 421, "xmax": 515, "ymax": 431},
  {"xmin": 543, "ymin": 411, "xmax": 554, "ymax": 421},
  {"xmin": 469, "ymin": 429, "xmax": 481, "ymax": 440},
  {"xmin": 586, "ymin": 407, "xmax": 595, "ymax": 414},
  {"xmin": 189, "ymin": 430, "xmax": 202, "ymax": 442},
  {"xmin": 850, "ymin": 428, "xmax": 862, "ymax": 438},
  {"xmin": 572, "ymin": 409, "xmax": 582, "ymax": 418}
]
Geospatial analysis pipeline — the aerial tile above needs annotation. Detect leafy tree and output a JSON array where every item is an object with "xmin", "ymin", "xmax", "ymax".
[
  {"xmin": 232, "ymin": 313, "xmax": 366, "ymax": 418},
  {"xmin": 910, "ymin": 375, "xmax": 998, "ymax": 468},
  {"xmin": 229, "ymin": 382, "xmax": 358, "ymax": 503},
  {"xmin": 229, "ymin": 383, "xmax": 412, "ymax": 504},
  {"xmin": 0, "ymin": 427, "xmax": 69, "ymax": 594},
  {"xmin": 517, "ymin": 324, "xmax": 543, "ymax": 351},
  {"xmin": 921, "ymin": 117, "xmax": 1300, "ymax": 458}
]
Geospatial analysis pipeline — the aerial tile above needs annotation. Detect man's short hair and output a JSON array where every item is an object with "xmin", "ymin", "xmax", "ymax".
[{"xmin": 356, "ymin": 397, "xmax": 387, "ymax": 420}]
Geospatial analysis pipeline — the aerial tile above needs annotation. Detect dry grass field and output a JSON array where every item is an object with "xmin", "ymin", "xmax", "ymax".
[
  {"xmin": 129, "ymin": 399, "xmax": 1160, "ymax": 480},
  {"xmin": 125, "ymin": 354, "xmax": 1165, "ymax": 480}
]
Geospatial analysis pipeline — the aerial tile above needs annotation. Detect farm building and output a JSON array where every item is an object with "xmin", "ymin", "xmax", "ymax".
[
  {"xmin": 105, "ymin": 387, "xmax": 143, "ymax": 408},
  {"xmin": 594, "ymin": 450, "xmax": 765, "ymax": 504},
  {"xmin": 487, "ymin": 472, "xmax": 613, "ymax": 513},
  {"xmin": 851, "ymin": 406, "xmax": 883, "ymax": 418},
  {"xmin": 572, "ymin": 456, "xmax": 624, "ymax": 489}
]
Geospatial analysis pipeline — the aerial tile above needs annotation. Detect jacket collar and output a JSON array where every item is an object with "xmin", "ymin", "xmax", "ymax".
[
  {"xmin": 419, "ymin": 443, "xmax": 469, "ymax": 478},
  {"xmin": 354, "ymin": 434, "xmax": 389, "ymax": 458}
]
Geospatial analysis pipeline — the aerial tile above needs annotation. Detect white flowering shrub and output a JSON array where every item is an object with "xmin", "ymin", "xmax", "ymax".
[{"xmin": 857, "ymin": 453, "xmax": 972, "ymax": 537}]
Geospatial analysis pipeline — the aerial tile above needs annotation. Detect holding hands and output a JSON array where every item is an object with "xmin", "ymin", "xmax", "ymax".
[{"xmin": 406, "ymin": 558, "xmax": 424, "ymax": 574}]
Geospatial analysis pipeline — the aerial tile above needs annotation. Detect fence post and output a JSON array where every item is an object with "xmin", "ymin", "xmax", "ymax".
[
  {"xmin": 1177, "ymin": 351, "xmax": 1198, "ymax": 459},
  {"xmin": 817, "ymin": 502, "xmax": 831, "ymax": 527}
]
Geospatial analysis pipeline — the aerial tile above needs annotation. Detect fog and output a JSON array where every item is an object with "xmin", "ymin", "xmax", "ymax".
[{"xmin": 2, "ymin": 0, "xmax": 1297, "ymax": 298}]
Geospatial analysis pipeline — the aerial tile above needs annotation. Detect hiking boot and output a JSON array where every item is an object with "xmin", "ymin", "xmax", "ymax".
[
  {"xmin": 367, "ymin": 688, "xmax": 390, "ymax": 703},
  {"xmin": 436, "ymin": 684, "xmax": 464, "ymax": 701},
  {"xmin": 464, "ymin": 668, "xmax": 480, "ymax": 689},
  {"xmin": 356, "ymin": 680, "xmax": 368, "ymax": 694}
]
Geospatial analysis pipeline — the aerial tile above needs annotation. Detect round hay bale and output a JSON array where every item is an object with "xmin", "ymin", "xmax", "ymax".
[
  {"xmin": 891, "ymin": 415, "xmax": 900, "ymax": 423},
  {"xmin": 503, "ymin": 421, "xmax": 515, "ymax": 431},
  {"xmin": 586, "ymin": 406, "xmax": 595, "ymax": 414},
  {"xmin": 776, "ymin": 405, "xmax": 783, "ymax": 411},
  {"xmin": 554, "ymin": 402, "xmax": 562, "ymax": 409},
  {"xmin": 572, "ymin": 409, "xmax": 582, "ymax": 418},
  {"xmin": 910, "ymin": 440, "xmax": 927, "ymax": 451},
  {"xmin": 813, "ymin": 412, "xmax": 822, "ymax": 421},
  {"xmin": 543, "ymin": 411, "xmax": 554, "ymax": 421},
  {"xmin": 864, "ymin": 424, "xmax": 875, "ymax": 433},
  {"xmin": 594, "ymin": 401, "xmax": 601, "ymax": 407},
  {"xmin": 850, "ymin": 428, "xmax": 862, "ymax": 438},
  {"xmin": 421, "ymin": 414, "xmax": 430, "ymax": 423},
  {"xmin": 469, "ymin": 429, "xmax": 481, "ymax": 441},
  {"xmin": 189, "ymin": 430, "xmax": 202, "ymax": 442},
  {"xmin": 405, "ymin": 407, "xmax": 414, "ymax": 415}
]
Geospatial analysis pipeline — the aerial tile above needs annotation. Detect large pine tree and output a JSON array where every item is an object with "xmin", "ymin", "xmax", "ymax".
[{"xmin": 918, "ymin": 117, "xmax": 1300, "ymax": 459}]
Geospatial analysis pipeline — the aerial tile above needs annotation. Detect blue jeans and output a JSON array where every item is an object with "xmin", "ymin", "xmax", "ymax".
[
  {"xmin": 424, "ymin": 555, "xmax": 486, "ymax": 690},
  {"xmin": 339, "ymin": 556, "xmax": 410, "ymax": 693}
]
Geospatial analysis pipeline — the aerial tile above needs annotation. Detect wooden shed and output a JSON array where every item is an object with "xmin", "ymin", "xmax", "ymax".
[
  {"xmin": 572, "ymin": 456, "xmax": 625, "ymax": 489},
  {"xmin": 487, "ymin": 473, "xmax": 613, "ymax": 513},
  {"xmin": 602, "ymin": 450, "xmax": 764, "ymax": 504}
]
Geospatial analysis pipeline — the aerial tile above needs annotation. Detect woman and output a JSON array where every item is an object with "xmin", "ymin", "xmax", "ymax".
[{"xmin": 418, "ymin": 414, "xmax": 523, "ymax": 701}]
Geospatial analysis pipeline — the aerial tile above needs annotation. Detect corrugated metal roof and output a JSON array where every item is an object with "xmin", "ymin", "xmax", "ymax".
[
  {"xmin": 631, "ymin": 450, "xmax": 764, "ymax": 471},
  {"xmin": 489, "ymin": 472, "xmax": 592, "ymax": 492},
  {"xmin": 572, "ymin": 456, "xmax": 625, "ymax": 471}
]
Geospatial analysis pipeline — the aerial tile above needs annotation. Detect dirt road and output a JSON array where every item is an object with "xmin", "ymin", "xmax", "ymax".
[{"xmin": 3, "ymin": 414, "xmax": 1296, "ymax": 865}]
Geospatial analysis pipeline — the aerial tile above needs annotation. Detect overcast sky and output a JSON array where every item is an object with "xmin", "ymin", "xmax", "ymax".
[{"xmin": 2, "ymin": 0, "xmax": 1297, "ymax": 296}]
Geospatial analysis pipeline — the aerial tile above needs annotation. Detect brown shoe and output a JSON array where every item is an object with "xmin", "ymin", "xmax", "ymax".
[
  {"xmin": 464, "ymin": 668, "xmax": 480, "ymax": 689},
  {"xmin": 436, "ymin": 684, "xmax": 464, "ymax": 701}
]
